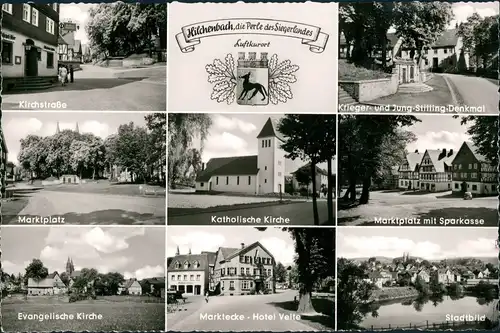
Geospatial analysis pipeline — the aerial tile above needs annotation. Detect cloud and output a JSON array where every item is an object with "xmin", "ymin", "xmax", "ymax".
[
  {"xmin": 452, "ymin": 3, "xmax": 499, "ymax": 27},
  {"xmin": 410, "ymin": 131, "xmax": 470, "ymax": 153},
  {"xmin": 203, "ymin": 132, "xmax": 254, "ymax": 162},
  {"xmin": 260, "ymin": 237, "xmax": 295, "ymax": 266},
  {"xmin": 338, "ymin": 235, "xmax": 497, "ymax": 260},
  {"xmin": 212, "ymin": 115, "xmax": 257, "ymax": 134},
  {"xmin": 4, "ymin": 118, "xmax": 112, "ymax": 164},
  {"xmin": 168, "ymin": 231, "xmax": 227, "ymax": 256},
  {"xmin": 124, "ymin": 265, "xmax": 165, "ymax": 280}
]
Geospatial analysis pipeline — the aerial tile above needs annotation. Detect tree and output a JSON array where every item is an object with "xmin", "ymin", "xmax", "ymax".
[
  {"xmin": 337, "ymin": 258, "xmax": 375, "ymax": 329},
  {"xmin": 275, "ymin": 262, "xmax": 288, "ymax": 283},
  {"xmin": 59, "ymin": 272, "xmax": 70, "ymax": 286},
  {"xmin": 278, "ymin": 115, "xmax": 337, "ymax": 225},
  {"xmin": 457, "ymin": 13, "xmax": 483, "ymax": 68},
  {"xmin": 255, "ymin": 228, "xmax": 334, "ymax": 315},
  {"xmin": 114, "ymin": 123, "xmax": 150, "ymax": 182},
  {"xmin": 294, "ymin": 166, "xmax": 312, "ymax": 193},
  {"xmin": 24, "ymin": 259, "xmax": 49, "ymax": 283},
  {"xmin": 457, "ymin": 116, "xmax": 498, "ymax": 165},
  {"xmin": 339, "ymin": 115, "xmax": 420, "ymax": 204},
  {"xmin": 168, "ymin": 114, "xmax": 212, "ymax": 188},
  {"xmin": 393, "ymin": 2, "xmax": 454, "ymax": 66}
]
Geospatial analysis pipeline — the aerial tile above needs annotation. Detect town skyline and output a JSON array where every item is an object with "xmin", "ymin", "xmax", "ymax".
[
  {"xmin": 1, "ymin": 227, "xmax": 165, "ymax": 280},
  {"xmin": 2, "ymin": 112, "xmax": 154, "ymax": 164},
  {"xmin": 178, "ymin": 113, "xmax": 334, "ymax": 173},
  {"xmin": 338, "ymin": 228, "xmax": 497, "ymax": 260},
  {"xmin": 167, "ymin": 227, "xmax": 296, "ymax": 266}
]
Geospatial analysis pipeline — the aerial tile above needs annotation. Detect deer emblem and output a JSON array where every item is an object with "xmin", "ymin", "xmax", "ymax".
[{"xmin": 238, "ymin": 72, "xmax": 268, "ymax": 101}]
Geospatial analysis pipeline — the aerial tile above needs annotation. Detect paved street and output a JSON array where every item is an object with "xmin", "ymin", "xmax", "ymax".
[
  {"xmin": 2, "ymin": 65, "xmax": 166, "ymax": 111},
  {"xmin": 167, "ymin": 291, "xmax": 317, "ymax": 331},
  {"xmin": 4, "ymin": 190, "xmax": 165, "ymax": 224},
  {"xmin": 338, "ymin": 190, "xmax": 497, "ymax": 226},
  {"xmin": 168, "ymin": 200, "xmax": 334, "ymax": 225},
  {"xmin": 442, "ymin": 74, "xmax": 498, "ymax": 113}
]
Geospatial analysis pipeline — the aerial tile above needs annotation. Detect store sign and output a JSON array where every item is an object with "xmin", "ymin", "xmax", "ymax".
[
  {"xmin": 44, "ymin": 45, "xmax": 56, "ymax": 52},
  {"xmin": 2, "ymin": 32, "xmax": 16, "ymax": 41}
]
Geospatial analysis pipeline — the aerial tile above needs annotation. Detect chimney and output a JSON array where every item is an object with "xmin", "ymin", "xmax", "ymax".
[
  {"xmin": 438, "ymin": 148, "xmax": 446, "ymax": 160},
  {"xmin": 201, "ymin": 163, "xmax": 205, "ymax": 171},
  {"xmin": 447, "ymin": 149, "xmax": 454, "ymax": 157},
  {"xmin": 241, "ymin": 243, "xmax": 245, "ymax": 249},
  {"xmin": 414, "ymin": 149, "xmax": 418, "ymax": 153},
  {"xmin": 442, "ymin": 148, "xmax": 447, "ymax": 155}
]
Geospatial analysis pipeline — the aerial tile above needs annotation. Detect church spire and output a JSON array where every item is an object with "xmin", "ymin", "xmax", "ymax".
[
  {"xmin": 56, "ymin": 121, "xmax": 60, "ymax": 134},
  {"xmin": 188, "ymin": 248, "xmax": 191, "ymax": 255},
  {"xmin": 175, "ymin": 246, "xmax": 180, "ymax": 256},
  {"xmin": 75, "ymin": 122, "xmax": 80, "ymax": 133}
]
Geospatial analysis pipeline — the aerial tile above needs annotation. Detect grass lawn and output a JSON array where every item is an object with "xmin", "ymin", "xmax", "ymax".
[
  {"xmin": 42, "ymin": 181, "xmax": 166, "ymax": 197},
  {"xmin": 369, "ymin": 75, "xmax": 453, "ymax": 106},
  {"xmin": 1, "ymin": 196, "xmax": 30, "ymax": 218},
  {"xmin": 168, "ymin": 192, "xmax": 287, "ymax": 209},
  {"xmin": 338, "ymin": 190, "xmax": 497, "ymax": 226},
  {"xmin": 338, "ymin": 59, "xmax": 391, "ymax": 81},
  {"xmin": 2, "ymin": 297, "xmax": 165, "ymax": 331}
]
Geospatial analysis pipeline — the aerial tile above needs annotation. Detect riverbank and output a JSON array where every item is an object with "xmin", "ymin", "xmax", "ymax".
[{"xmin": 370, "ymin": 287, "xmax": 419, "ymax": 302}]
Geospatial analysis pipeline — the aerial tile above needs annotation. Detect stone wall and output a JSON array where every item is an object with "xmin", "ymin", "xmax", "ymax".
[{"xmin": 339, "ymin": 69, "xmax": 399, "ymax": 102}]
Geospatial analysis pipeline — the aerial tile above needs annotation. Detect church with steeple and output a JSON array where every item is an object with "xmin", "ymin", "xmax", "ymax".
[
  {"xmin": 55, "ymin": 121, "xmax": 80, "ymax": 134},
  {"xmin": 194, "ymin": 117, "xmax": 287, "ymax": 195}
]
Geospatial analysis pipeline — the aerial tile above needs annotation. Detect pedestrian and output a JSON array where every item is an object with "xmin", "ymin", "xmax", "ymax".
[
  {"xmin": 70, "ymin": 65, "xmax": 74, "ymax": 83},
  {"xmin": 59, "ymin": 66, "xmax": 68, "ymax": 86},
  {"xmin": 204, "ymin": 290, "xmax": 209, "ymax": 303}
]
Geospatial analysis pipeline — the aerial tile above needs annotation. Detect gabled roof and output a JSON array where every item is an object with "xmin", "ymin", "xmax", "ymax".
[
  {"xmin": 465, "ymin": 141, "xmax": 488, "ymax": 162},
  {"xmin": 423, "ymin": 149, "xmax": 456, "ymax": 173},
  {"xmin": 292, "ymin": 163, "xmax": 328, "ymax": 176},
  {"xmin": 223, "ymin": 241, "xmax": 275, "ymax": 262},
  {"xmin": 195, "ymin": 156, "xmax": 258, "ymax": 182},
  {"xmin": 121, "ymin": 279, "xmax": 139, "ymax": 289},
  {"xmin": 404, "ymin": 152, "xmax": 423, "ymax": 171},
  {"xmin": 202, "ymin": 251, "xmax": 217, "ymax": 266},
  {"xmin": 257, "ymin": 117, "xmax": 285, "ymax": 141},
  {"xmin": 168, "ymin": 253, "xmax": 210, "ymax": 272}
]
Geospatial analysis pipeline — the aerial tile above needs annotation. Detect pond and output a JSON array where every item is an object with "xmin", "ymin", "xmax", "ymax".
[{"xmin": 361, "ymin": 295, "xmax": 498, "ymax": 329}]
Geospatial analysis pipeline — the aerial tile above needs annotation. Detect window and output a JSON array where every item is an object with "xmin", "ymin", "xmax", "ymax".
[
  {"xmin": 22, "ymin": 4, "xmax": 31, "ymax": 22},
  {"xmin": 241, "ymin": 268, "xmax": 244, "ymax": 275},
  {"xmin": 183, "ymin": 261, "xmax": 189, "ymax": 269},
  {"xmin": 278, "ymin": 172, "xmax": 282, "ymax": 177},
  {"xmin": 46, "ymin": 17, "xmax": 55, "ymax": 34},
  {"xmin": 264, "ymin": 179, "xmax": 267, "ymax": 183},
  {"xmin": 190, "ymin": 275, "xmax": 194, "ymax": 281},
  {"xmin": 31, "ymin": 8, "xmax": 38, "ymax": 26},
  {"xmin": 237, "ymin": 176, "xmax": 240, "ymax": 185},
  {"xmin": 171, "ymin": 275, "xmax": 176, "ymax": 281},
  {"xmin": 472, "ymin": 185, "xmax": 477, "ymax": 191},
  {"xmin": 262, "ymin": 140, "xmax": 265, "ymax": 148},
  {"xmin": 193, "ymin": 261, "xmax": 200, "ymax": 269},
  {"xmin": 183, "ymin": 275, "xmax": 187, "ymax": 281},
  {"xmin": 424, "ymin": 59, "xmax": 428, "ymax": 66},
  {"xmin": 433, "ymin": 49, "xmax": 437, "ymax": 54},
  {"xmin": 468, "ymin": 164, "xmax": 472, "ymax": 169},
  {"xmin": 174, "ymin": 261, "xmax": 181, "ymax": 269},
  {"xmin": 226, "ymin": 177, "xmax": 229, "ymax": 185},
  {"xmin": 177, "ymin": 275, "xmax": 181, "ymax": 280},
  {"xmin": 200, "ymin": 182, "xmax": 204, "ymax": 187},
  {"xmin": 221, "ymin": 268, "xmax": 225, "ymax": 276},
  {"xmin": 2, "ymin": 4, "xmax": 12, "ymax": 14},
  {"xmin": 229, "ymin": 281, "xmax": 235, "ymax": 290},
  {"xmin": 1, "ymin": 41, "xmax": 13, "ymax": 64},
  {"xmin": 248, "ymin": 176, "xmax": 251, "ymax": 185},
  {"xmin": 278, "ymin": 161, "xmax": 282, "ymax": 165},
  {"xmin": 46, "ymin": 52, "xmax": 54, "ymax": 68},
  {"xmin": 454, "ymin": 183, "xmax": 459, "ymax": 189},
  {"xmin": 444, "ymin": 49, "xmax": 447, "ymax": 54},
  {"xmin": 264, "ymin": 166, "xmax": 267, "ymax": 170},
  {"xmin": 196, "ymin": 275, "xmax": 200, "ymax": 281},
  {"xmin": 246, "ymin": 268, "xmax": 250, "ymax": 275},
  {"xmin": 216, "ymin": 177, "xmax": 218, "ymax": 185},
  {"xmin": 52, "ymin": 3, "xmax": 57, "ymax": 11},
  {"xmin": 474, "ymin": 163, "xmax": 478, "ymax": 169}
]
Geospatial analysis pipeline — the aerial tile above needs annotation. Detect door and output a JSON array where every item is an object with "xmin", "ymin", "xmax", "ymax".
[
  {"xmin": 432, "ymin": 57, "xmax": 438, "ymax": 69},
  {"xmin": 410, "ymin": 66, "xmax": 414, "ymax": 81},
  {"xmin": 194, "ymin": 285, "xmax": 201, "ymax": 295},
  {"xmin": 25, "ymin": 47, "xmax": 39, "ymax": 76},
  {"xmin": 186, "ymin": 285, "xmax": 193, "ymax": 294},
  {"xmin": 402, "ymin": 68, "xmax": 407, "ymax": 83}
]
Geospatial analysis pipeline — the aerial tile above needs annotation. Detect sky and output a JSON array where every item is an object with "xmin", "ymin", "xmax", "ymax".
[
  {"xmin": 338, "ymin": 227, "xmax": 497, "ymax": 260},
  {"xmin": 179, "ymin": 113, "xmax": 336, "ymax": 175},
  {"xmin": 1, "ymin": 226, "xmax": 165, "ymax": 280},
  {"xmin": 402, "ymin": 115, "xmax": 485, "ymax": 153},
  {"xmin": 388, "ymin": 2, "xmax": 499, "ymax": 33},
  {"xmin": 59, "ymin": 4, "xmax": 96, "ymax": 45},
  {"xmin": 2, "ymin": 112, "xmax": 152, "ymax": 165},
  {"xmin": 166, "ymin": 227, "xmax": 306, "ymax": 266}
]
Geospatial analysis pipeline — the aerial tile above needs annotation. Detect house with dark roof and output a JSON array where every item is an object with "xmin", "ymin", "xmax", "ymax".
[
  {"xmin": 118, "ymin": 278, "xmax": 142, "ymax": 295},
  {"xmin": 167, "ymin": 247, "xmax": 215, "ymax": 296},
  {"xmin": 451, "ymin": 141, "xmax": 498, "ymax": 195},
  {"xmin": 291, "ymin": 162, "xmax": 329, "ymax": 194},
  {"xmin": 340, "ymin": 28, "xmax": 469, "ymax": 72},
  {"xmin": 419, "ymin": 148, "xmax": 456, "ymax": 192},
  {"xmin": 27, "ymin": 272, "xmax": 67, "ymax": 296},
  {"xmin": 212, "ymin": 242, "xmax": 275, "ymax": 296},
  {"xmin": 140, "ymin": 277, "xmax": 165, "ymax": 298},
  {"xmin": 398, "ymin": 150, "xmax": 423, "ymax": 190},
  {"xmin": 195, "ymin": 117, "xmax": 287, "ymax": 195}
]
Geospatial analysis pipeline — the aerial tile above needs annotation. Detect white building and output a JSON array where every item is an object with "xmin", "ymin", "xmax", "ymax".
[
  {"xmin": 195, "ymin": 118, "xmax": 287, "ymax": 195},
  {"xmin": 419, "ymin": 148, "xmax": 456, "ymax": 192},
  {"xmin": 291, "ymin": 163, "xmax": 328, "ymax": 194}
]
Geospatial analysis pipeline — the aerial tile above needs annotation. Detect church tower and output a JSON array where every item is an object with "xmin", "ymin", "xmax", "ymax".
[
  {"xmin": 75, "ymin": 122, "xmax": 80, "ymax": 134},
  {"xmin": 56, "ymin": 121, "xmax": 61, "ymax": 134},
  {"xmin": 256, "ymin": 118, "xmax": 286, "ymax": 194},
  {"xmin": 66, "ymin": 257, "xmax": 75, "ymax": 275}
]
